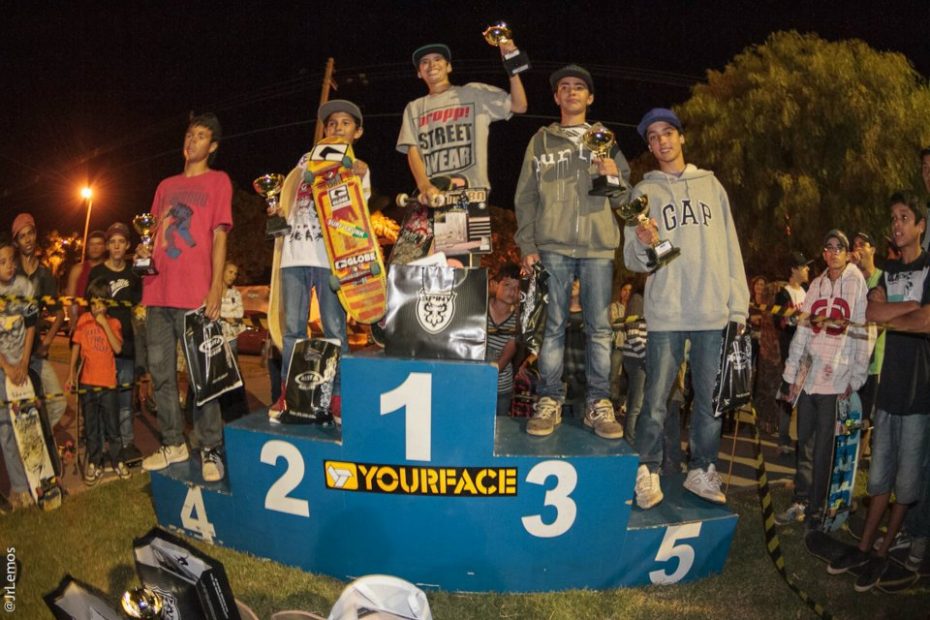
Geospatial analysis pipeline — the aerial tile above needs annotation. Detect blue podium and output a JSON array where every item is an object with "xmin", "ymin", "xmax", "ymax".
[{"xmin": 149, "ymin": 354, "xmax": 736, "ymax": 592}]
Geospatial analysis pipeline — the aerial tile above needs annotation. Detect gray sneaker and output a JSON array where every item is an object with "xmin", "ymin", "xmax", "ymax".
[
  {"xmin": 683, "ymin": 464, "xmax": 726, "ymax": 504},
  {"xmin": 775, "ymin": 501, "xmax": 807, "ymax": 526},
  {"xmin": 584, "ymin": 399, "xmax": 623, "ymax": 439},
  {"xmin": 905, "ymin": 537, "xmax": 927, "ymax": 573},
  {"xmin": 635, "ymin": 464, "xmax": 664, "ymax": 509},
  {"xmin": 873, "ymin": 530, "xmax": 912, "ymax": 552},
  {"xmin": 142, "ymin": 443, "xmax": 190, "ymax": 472},
  {"xmin": 201, "ymin": 448, "xmax": 225, "ymax": 483},
  {"xmin": 527, "ymin": 397, "xmax": 562, "ymax": 437}
]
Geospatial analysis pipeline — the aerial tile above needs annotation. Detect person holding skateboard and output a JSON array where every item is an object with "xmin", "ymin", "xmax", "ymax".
[
  {"xmin": 514, "ymin": 64, "xmax": 630, "ymax": 441},
  {"xmin": 623, "ymin": 108, "xmax": 748, "ymax": 509},
  {"xmin": 138, "ymin": 113, "xmax": 232, "ymax": 483},
  {"xmin": 267, "ymin": 100, "xmax": 369, "ymax": 424},
  {"xmin": 397, "ymin": 42, "xmax": 527, "ymax": 205},
  {"xmin": 774, "ymin": 229, "xmax": 869, "ymax": 526},
  {"xmin": 829, "ymin": 191, "xmax": 930, "ymax": 591},
  {"xmin": 0, "ymin": 237, "xmax": 38, "ymax": 509}
]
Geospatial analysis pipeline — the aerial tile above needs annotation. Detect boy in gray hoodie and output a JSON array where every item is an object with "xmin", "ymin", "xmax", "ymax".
[
  {"xmin": 514, "ymin": 64, "xmax": 632, "ymax": 440},
  {"xmin": 623, "ymin": 108, "xmax": 749, "ymax": 509}
]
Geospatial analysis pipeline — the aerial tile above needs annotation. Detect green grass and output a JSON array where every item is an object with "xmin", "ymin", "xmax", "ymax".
[{"xmin": 3, "ymin": 475, "xmax": 928, "ymax": 619}]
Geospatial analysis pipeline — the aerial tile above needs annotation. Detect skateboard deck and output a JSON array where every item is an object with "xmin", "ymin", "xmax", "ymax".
[
  {"xmin": 820, "ymin": 393, "xmax": 863, "ymax": 532},
  {"xmin": 805, "ymin": 530, "xmax": 918, "ymax": 592},
  {"xmin": 305, "ymin": 137, "xmax": 387, "ymax": 324},
  {"xmin": 7, "ymin": 375, "xmax": 62, "ymax": 510}
]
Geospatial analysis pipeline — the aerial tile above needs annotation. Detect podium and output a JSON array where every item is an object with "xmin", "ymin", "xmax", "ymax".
[{"xmin": 149, "ymin": 354, "xmax": 736, "ymax": 592}]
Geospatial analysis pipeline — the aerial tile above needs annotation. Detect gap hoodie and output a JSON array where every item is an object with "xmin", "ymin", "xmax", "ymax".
[
  {"xmin": 514, "ymin": 123, "xmax": 631, "ymax": 260},
  {"xmin": 782, "ymin": 262, "xmax": 869, "ymax": 395},
  {"xmin": 623, "ymin": 164, "xmax": 748, "ymax": 331}
]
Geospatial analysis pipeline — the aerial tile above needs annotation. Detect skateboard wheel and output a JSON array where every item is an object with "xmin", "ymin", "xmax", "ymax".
[
  {"xmin": 303, "ymin": 171, "xmax": 315, "ymax": 184},
  {"xmin": 342, "ymin": 156, "xmax": 353, "ymax": 169},
  {"xmin": 370, "ymin": 263, "xmax": 381, "ymax": 276},
  {"xmin": 328, "ymin": 274, "xmax": 341, "ymax": 292},
  {"xmin": 396, "ymin": 193, "xmax": 410, "ymax": 207}
]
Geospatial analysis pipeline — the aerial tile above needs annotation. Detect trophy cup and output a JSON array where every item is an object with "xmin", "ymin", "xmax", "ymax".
[
  {"xmin": 615, "ymin": 195, "xmax": 681, "ymax": 270},
  {"xmin": 121, "ymin": 587, "xmax": 164, "ymax": 619},
  {"xmin": 253, "ymin": 173, "xmax": 291, "ymax": 239},
  {"xmin": 482, "ymin": 22, "xmax": 531, "ymax": 76},
  {"xmin": 132, "ymin": 213, "xmax": 158, "ymax": 276},
  {"xmin": 583, "ymin": 123, "xmax": 624, "ymax": 196}
]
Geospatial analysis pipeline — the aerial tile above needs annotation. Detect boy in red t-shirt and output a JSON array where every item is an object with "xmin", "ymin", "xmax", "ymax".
[{"xmin": 67, "ymin": 278, "xmax": 126, "ymax": 484}]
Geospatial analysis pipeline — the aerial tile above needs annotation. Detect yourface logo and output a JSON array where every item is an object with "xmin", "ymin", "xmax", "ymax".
[
  {"xmin": 416, "ymin": 288, "xmax": 456, "ymax": 334},
  {"xmin": 198, "ymin": 336, "xmax": 225, "ymax": 356}
]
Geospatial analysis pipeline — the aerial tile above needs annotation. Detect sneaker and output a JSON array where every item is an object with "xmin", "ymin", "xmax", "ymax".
[
  {"xmin": 905, "ymin": 537, "xmax": 927, "ymax": 572},
  {"xmin": 142, "ymin": 443, "xmax": 190, "ymax": 472},
  {"xmin": 854, "ymin": 556, "xmax": 888, "ymax": 592},
  {"xmin": 268, "ymin": 391, "xmax": 288, "ymax": 425},
  {"xmin": 775, "ymin": 501, "xmax": 807, "ymax": 525},
  {"xmin": 84, "ymin": 462, "xmax": 102, "ymax": 486},
  {"xmin": 526, "ymin": 397, "xmax": 562, "ymax": 437},
  {"xmin": 115, "ymin": 461, "xmax": 131, "ymax": 480},
  {"xmin": 873, "ymin": 530, "xmax": 912, "ymax": 552},
  {"xmin": 683, "ymin": 464, "xmax": 726, "ymax": 504},
  {"xmin": 584, "ymin": 399, "xmax": 624, "ymax": 439},
  {"xmin": 827, "ymin": 546, "xmax": 871, "ymax": 575},
  {"xmin": 201, "ymin": 448, "xmax": 225, "ymax": 483},
  {"xmin": 635, "ymin": 465, "xmax": 664, "ymax": 509}
]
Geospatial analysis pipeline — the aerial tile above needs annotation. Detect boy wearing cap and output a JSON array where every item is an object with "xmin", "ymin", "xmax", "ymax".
[
  {"xmin": 267, "ymin": 100, "xmax": 370, "ymax": 424},
  {"xmin": 138, "ymin": 113, "xmax": 232, "ymax": 482},
  {"xmin": 89, "ymin": 222, "xmax": 143, "ymax": 463},
  {"xmin": 829, "ymin": 191, "xmax": 930, "ymax": 590},
  {"xmin": 12, "ymin": 213, "xmax": 68, "ymax": 429},
  {"xmin": 623, "ymin": 108, "xmax": 748, "ymax": 509},
  {"xmin": 397, "ymin": 42, "xmax": 527, "ymax": 204},
  {"xmin": 514, "ymin": 64, "xmax": 631, "ymax": 440},
  {"xmin": 774, "ymin": 229, "xmax": 868, "ymax": 526},
  {"xmin": 773, "ymin": 251, "xmax": 811, "ymax": 453}
]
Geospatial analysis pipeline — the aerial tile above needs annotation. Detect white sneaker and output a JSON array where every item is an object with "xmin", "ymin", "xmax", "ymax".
[
  {"xmin": 584, "ymin": 399, "xmax": 624, "ymax": 439},
  {"xmin": 635, "ymin": 464, "xmax": 664, "ymax": 509},
  {"xmin": 142, "ymin": 443, "xmax": 190, "ymax": 472},
  {"xmin": 774, "ymin": 501, "xmax": 807, "ymax": 525},
  {"xmin": 527, "ymin": 397, "xmax": 562, "ymax": 437},
  {"xmin": 684, "ymin": 464, "xmax": 726, "ymax": 504},
  {"xmin": 201, "ymin": 448, "xmax": 225, "ymax": 483}
]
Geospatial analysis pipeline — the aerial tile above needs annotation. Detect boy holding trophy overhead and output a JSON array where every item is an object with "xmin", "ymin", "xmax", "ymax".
[
  {"xmin": 138, "ymin": 113, "xmax": 233, "ymax": 483},
  {"xmin": 514, "ymin": 64, "xmax": 632, "ymax": 440},
  {"xmin": 396, "ymin": 36, "xmax": 527, "ymax": 204},
  {"xmin": 623, "ymin": 108, "xmax": 748, "ymax": 510}
]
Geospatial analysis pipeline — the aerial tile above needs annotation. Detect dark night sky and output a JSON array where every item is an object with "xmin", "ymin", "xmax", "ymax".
[{"xmin": 2, "ymin": 1, "xmax": 929, "ymax": 248}]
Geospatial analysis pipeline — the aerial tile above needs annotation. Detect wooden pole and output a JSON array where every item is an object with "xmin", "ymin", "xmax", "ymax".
[{"xmin": 314, "ymin": 57, "xmax": 336, "ymax": 144}]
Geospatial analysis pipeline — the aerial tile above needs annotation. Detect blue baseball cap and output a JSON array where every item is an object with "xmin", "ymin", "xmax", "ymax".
[
  {"xmin": 637, "ymin": 108, "xmax": 683, "ymax": 141},
  {"xmin": 412, "ymin": 44, "xmax": 451, "ymax": 67}
]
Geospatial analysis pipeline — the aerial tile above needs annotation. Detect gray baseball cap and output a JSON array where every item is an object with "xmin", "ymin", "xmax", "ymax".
[{"xmin": 318, "ymin": 99, "xmax": 363, "ymax": 126}]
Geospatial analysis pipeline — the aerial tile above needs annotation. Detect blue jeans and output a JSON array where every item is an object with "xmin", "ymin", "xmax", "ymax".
[
  {"xmin": 0, "ymin": 371, "xmax": 28, "ymax": 493},
  {"xmin": 623, "ymin": 355, "xmax": 646, "ymax": 441},
  {"xmin": 636, "ymin": 330, "xmax": 723, "ymax": 472},
  {"xmin": 536, "ymin": 251, "xmax": 613, "ymax": 403},
  {"xmin": 868, "ymin": 409, "xmax": 930, "ymax": 504},
  {"xmin": 81, "ymin": 385, "xmax": 119, "ymax": 466},
  {"xmin": 281, "ymin": 266, "xmax": 348, "ymax": 392},
  {"xmin": 146, "ymin": 307, "xmax": 223, "ymax": 449},
  {"xmin": 116, "ymin": 357, "xmax": 134, "ymax": 446}
]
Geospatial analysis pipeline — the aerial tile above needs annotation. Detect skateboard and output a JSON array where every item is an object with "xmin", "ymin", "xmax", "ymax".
[
  {"xmin": 305, "ymin": 136, "xmax": 387, "ymax": 324},
  {"xmin": 7, "ymin": 374, "xmax": 63, "ymax": 510},
  {"xmin": 805, "ymin": 530, "xmax": 918, "ymax": 592},
  {"xmin": 820, "ymin": 393, "xmax": 863, "ymax": 532}
]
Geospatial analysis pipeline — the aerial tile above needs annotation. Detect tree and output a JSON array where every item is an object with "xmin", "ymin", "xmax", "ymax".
[{"xmin": 675, "ymin": 31, "xmax": 930, "ymax": 278}]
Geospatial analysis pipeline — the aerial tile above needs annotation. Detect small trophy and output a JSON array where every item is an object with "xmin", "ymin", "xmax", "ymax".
[
  {"xmin": 121, "ymin": 587, "xmax": 164, "ymax": 619},
  {"xmin": 483, "ymin": 22, "xmax": 530, "ymax": 76},
  {"xmin": 615, "ymin": 195, "xmax": 681, "ymax": 270},
  {"xmin": 132, "ymin": 213, "xmax": 158, "ymax": 276},
  {"xmin": 253, "ymin": 173, "xmax": 291, "ymax": 239},
  {"xmin": 583, "ymin": 123, "xmax": 624, "ymax": 196}
]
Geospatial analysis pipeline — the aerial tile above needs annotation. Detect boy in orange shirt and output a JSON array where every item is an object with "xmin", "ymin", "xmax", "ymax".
[{"xmin": 67, "ymin": 278, "xmax": 125, "ymax": 484}]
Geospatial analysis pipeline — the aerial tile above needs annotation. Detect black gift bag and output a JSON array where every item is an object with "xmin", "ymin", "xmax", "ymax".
[
  {"xmin": 44, "ymin": 575, "xmax": 121, "ymax": 619},
  {"xmin": 183, "ymin": 308, "xmax": 244, "ymax": 407},
  {"xmin": 384, "ymin": 264, "xmax": 488, "ymax": 361},
  {"xmin": 133, "ymin": 527, "xmax": 240, "ymax": 620},
  {"xmin": 284, "ymin": 337, "xmax": 341, "ymax": 422},
  {"xmin": 518, "ymin": 262, "xmax": 549, "ymax": 357},
  {"xmin": 712, "ymin": 321, "xmax": 753, "ymax": 417}
]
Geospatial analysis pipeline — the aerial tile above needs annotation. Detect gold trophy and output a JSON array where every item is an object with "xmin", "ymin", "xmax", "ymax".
[
  {"xmin": 482, "ymin": 22, "xmax": 530, "ymax": 76},
  {"xmin": 132, "ymin": 213, "xmax": 158, "ymax": 276},
  {"xmin": 583, "ymin": 123, "xmax": 625, "ymax": 196},
  {"xmin": 121, "ymin": 587, "xmax": 164, "ymax": 619},
  {"xmin": 615, "ymin": 195, "xmax": 680, "ymax": 270},
  {"xmin": 253, "ymin": 173, "xmax": 291, "ymax": 239}
]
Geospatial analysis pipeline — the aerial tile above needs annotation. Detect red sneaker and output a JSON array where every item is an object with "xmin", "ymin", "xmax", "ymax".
[
  {"xmin": 268, "ymin": 388, "xmax": 287, "ymax": 424},
  {"xmin": 330, "ymin": 395, "xmax": 342, "ymax": 426}
]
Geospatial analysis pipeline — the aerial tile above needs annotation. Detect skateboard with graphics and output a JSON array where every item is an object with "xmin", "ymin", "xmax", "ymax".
[
  {"xmin": 7, "ymin": 373, "xmax": 63, "ymax": 510},
  {"xmin": 305, "ymin": 136, "xmax": 386, "ymax": 324},
  {"xmin": 820, "ymin": 393, "xmax": 863, "ymax": 532}
]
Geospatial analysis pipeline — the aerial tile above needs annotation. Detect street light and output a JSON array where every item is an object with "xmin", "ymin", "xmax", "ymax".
[{"xmin": 80, "ymin": 186, "xmax": 93, "ymax": 262}]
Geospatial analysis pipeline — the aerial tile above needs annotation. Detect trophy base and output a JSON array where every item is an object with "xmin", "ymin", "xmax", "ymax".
[
  {"xmin": 503, "ymin": 49, "xmax": 531, "ymax": 76},
  {"xmin": 646, "ymin": 240, "xmax": 681, "ymax": 271},
  {"xmin": 589, "ymin": 174, "xmax": 622, "ymax": 197},
  {"xmin": 266, "ymin": 216, "xmax": 292, "ymax": 239},
  {"xmin": 132, "ymin": 258, "xmax": 158, "ymax": 276}
]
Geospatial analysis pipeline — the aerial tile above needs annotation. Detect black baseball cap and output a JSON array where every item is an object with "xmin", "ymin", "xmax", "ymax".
[
  {"xmin": 549, "ymin": 64, "xmax": 594, "ymax": 94},
  {"xmin": 790, "ymin": 251, "xmax": 813, "ymax": 268},
  {"xmin": 823, "ymin": 229, "xmax": 850, "ymax": 250},
  {"xmin": 853, "ymin": 231, "xmax": 875, "ymax": 246},
  {"xmin": 412, "ymin": 44, "xmax": 451, "ymax": 67}
]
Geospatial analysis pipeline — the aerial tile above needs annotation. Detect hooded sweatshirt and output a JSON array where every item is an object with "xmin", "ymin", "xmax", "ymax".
[
  {"xmin": 622, "ymin": 164, "xmax": 748, "ymax": 331},
  {"xmin": 514, "ymin": 123, "xmax": 631, "ymax": 260},
  {"xmin": 782, "ymin": 262, "xmax": 869, "ymax": 395}
]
